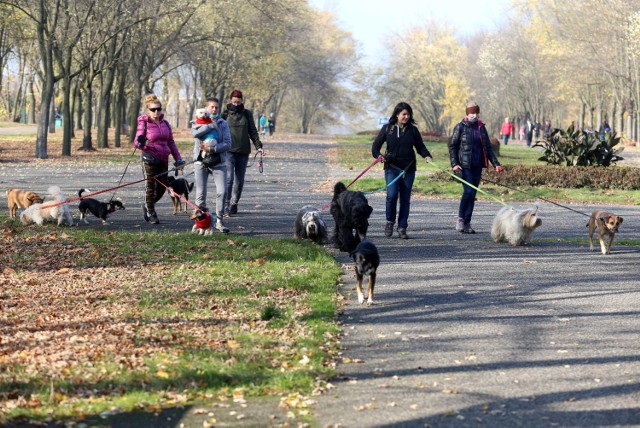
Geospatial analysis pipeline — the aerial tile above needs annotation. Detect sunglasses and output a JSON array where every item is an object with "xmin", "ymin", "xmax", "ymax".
[{"xmin": 149, "ymin": 107, "xmax": 162, "ymax": 112}]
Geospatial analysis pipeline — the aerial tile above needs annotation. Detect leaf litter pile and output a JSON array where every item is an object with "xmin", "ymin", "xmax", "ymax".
[{"xmin": 0, "ymin": 225, "xmax": 341, "ymax": 423}]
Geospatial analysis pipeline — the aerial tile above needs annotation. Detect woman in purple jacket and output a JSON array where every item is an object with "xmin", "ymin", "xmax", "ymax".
[{"xmin": 134, "ymin": 94, "xmax": 184, "ymax": 224}]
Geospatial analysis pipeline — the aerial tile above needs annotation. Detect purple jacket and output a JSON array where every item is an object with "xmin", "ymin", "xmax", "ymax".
[{"xmin": 134, "ymin": 114, "xmax": 182, "ymax": 163}]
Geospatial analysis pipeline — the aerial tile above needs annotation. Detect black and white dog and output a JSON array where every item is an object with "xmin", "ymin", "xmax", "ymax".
[
  {"xmin": 78, "ymin": 188, "xmax": 125, "ymax": 225},
  {"xmin": 350, "ymin": 240, "xmax": 380, "ymax": 305},
  {"xmin": 330, "ymin": 182, "xmax": 373, "ymax": 252},
  {"xmin": 293, "ymin": 205, "xmax": 328, "ymax": 244}
]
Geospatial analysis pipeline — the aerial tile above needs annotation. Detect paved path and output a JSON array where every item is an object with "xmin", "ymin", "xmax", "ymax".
[{"xmin": 2, "ymin": 134, "xmax": 640, "ymax": 427}]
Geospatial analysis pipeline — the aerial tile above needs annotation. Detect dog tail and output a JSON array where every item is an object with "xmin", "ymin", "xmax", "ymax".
[
  {"xmin": 188, "ymin": 181, "xmax": 195, "ymax": 191},
  {"xmin": 78, "ymin": 188, "xmax": 90, "ymax": 197},
  {"xmin": 333, "ymin": 182, "xmax": 347, "ymax": 198}
]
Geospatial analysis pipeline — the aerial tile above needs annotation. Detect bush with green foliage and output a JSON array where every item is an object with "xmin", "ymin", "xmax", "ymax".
[
  {"xmin": 533, "ymin": 124, "xmax": 624, "ymax": 166},
  {"xmin": 431, "ymin": 164, "xmax": 640, "ymax": 190}
]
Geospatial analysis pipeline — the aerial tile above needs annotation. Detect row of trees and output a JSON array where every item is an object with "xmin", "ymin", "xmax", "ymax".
[
  {"xmin": 0, "ymin": 0, "xmax": 359, "ymax": 158},
  {"xmin": 373, "ymin": 0, "xmax": 640, "ymax": 143},
  {"xmin": 2, "ymin": 0, "xmax": 639, "ymax": 159}
]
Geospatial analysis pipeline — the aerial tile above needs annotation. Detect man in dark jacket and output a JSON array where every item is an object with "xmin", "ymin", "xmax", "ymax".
[
  {"xmin": 449, "ymin": 101, "xmax": 503, "ymax": 234},
  {"xmin": 222, "ymin": 89, "xmax": 263, "ymax": 216}
]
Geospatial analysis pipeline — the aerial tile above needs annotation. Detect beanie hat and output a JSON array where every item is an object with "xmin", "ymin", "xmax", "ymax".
[
  {"xmin": 229, "ymin": 89, "xmax": 243, "ymax": 99},
  {"xmin": 466, "ymin": 101, "xmax": 480, "ymax": 115}
]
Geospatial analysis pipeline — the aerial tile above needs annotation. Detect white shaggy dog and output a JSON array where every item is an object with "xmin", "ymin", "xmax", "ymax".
[
  {"xmin": 491, "ymin": 205, "xmax": 542, "ymax": 246},
  {"xmin": 20, "ymin": 186, "xmax": 74, "ymax": 226},
  {"xmin": 293, "ymin": 205, "xmax": 328, "ymax": 244}
]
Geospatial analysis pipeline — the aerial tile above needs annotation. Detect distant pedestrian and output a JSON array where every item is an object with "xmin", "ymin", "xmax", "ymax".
[
  {"xmin": 500, "ymin": 117, "xmax": 513, "ymax": 146},
  {"xmin": 269, "ymin": 113, "xmax": 276, "ymax": 136},
  {"xmin": 371, "ymin": 101, "xmax": 432, "ymax": 240},
  {"xmin": 525, "ymin": 119, "xmax": 535, "ymax": 147},
  {"xmin": 519, "ymin": 124, "xmax": 525, "ymax": 140},
  {"xmin": 258, "ymin": 113, "xmax": 269, "ymax": 138},
  {"xmin": 449, "ymin": 101, "xmax": 503, "ymax": 234},
  {"xmin": 598, "ymin": 120, "xmax": 610, "ymax": 142},
  {"xmin": 543, "ymin": 120, "xmax": 552, "ymax": 138}
]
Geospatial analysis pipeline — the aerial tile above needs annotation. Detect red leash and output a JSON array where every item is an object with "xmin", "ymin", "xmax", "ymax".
[
  {"xmin": 153, "ymin": 177, "xmax": 201, "ymax": 212},
  {"xmin": 38, "ymin": 178, "xmax": 147, "ymax": 209},
  {"xmin": 321, "ymin": 155, "xmax": 383, "ymax": 211}
]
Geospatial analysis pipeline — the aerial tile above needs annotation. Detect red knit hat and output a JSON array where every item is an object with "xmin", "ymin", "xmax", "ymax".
[
  {"xmin": 229, "ymin": 89, "xmax": 243, "ymax": 99},
  {"xmin": 466, "ymin": 101, "xmax": 480, "ymax": 115}
]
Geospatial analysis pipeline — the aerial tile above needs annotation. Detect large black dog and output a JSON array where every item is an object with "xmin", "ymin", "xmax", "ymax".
[{"xmin": 330, "ymin": 182, "xmax": 373, "ymax": 252}]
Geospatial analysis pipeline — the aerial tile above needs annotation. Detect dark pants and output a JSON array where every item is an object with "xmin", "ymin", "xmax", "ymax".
[
  {"xmin": 225, "ymin": 152, "xmax": 249, "ymax": 208},
  {"xmin": 458, "ymin": 166, "xmax": 483, "ymax": 225},
  {"xmin": 385, "ymin": 168, "xmax": 415, "ymax": 229},
  {"xmin": 142, "ymin": 160, "xmax": 169, "ymax": 213}
]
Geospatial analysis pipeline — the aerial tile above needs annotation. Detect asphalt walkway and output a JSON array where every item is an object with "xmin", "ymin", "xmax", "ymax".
[{"xmin": 1, "ymin": 134, "xmax": 640, "ymax": 427}]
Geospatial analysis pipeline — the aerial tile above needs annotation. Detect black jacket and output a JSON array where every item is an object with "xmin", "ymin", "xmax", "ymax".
[
  {"xmin": 372, "ymin": 123, "xmax": 431, "ymax": 172},
  {"xmin": 449, "ymin": 119, "xmax": 500, "ymax": 169}
]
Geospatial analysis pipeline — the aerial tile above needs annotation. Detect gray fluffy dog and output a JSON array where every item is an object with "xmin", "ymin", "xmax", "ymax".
[{"xmin": 293, "ymin": 205, "xmax": 328, "ymax": 244}]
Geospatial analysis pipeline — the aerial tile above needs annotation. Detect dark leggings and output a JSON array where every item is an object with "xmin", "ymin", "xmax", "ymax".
[{"xmin": 143, "ymin": 161, "xmax": 169, "ymax": 213}]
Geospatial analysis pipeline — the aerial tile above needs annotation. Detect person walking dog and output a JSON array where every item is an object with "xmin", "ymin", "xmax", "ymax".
[
  {"xmin": 222, "ymin": 89, "xmax": 264, "ymax": 216},
  {"xmin": 134, "ymin": 93, "xmax": 184, "ymax": 224},
  {"xmin": 372, "ymin": 101, "xmax": 432, "ymax": 239},
  {"xmin": 449, "ymin": 101, "xmax": 502, "ymax": 234}
]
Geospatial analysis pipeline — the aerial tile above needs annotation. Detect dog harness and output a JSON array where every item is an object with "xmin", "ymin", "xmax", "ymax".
[{"xmin": 195, "ymin": 211, "xmax": 212, "ymax": 229}]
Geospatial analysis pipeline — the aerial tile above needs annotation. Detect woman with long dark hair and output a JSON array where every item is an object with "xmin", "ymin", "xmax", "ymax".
[{"xmin": 372, "ymin": 102, "xmax": 432, "ymax": 239}]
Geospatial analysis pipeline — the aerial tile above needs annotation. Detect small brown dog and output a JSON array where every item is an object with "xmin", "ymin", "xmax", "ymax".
[
  {"xmin": 587, "ymin": 210, "xmax": 623, "ymax": 255},
  {"xmin": 6, "ymin": 188, "xmax": 44, "ymax": 218},
  {"xmin": 190, "ymin": 209, "xmax": 213, "ymax": 236}
]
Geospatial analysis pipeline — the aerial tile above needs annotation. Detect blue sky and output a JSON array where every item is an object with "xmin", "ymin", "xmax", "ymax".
[{"xmin": 310, "ymin": 0, "xmax": 514, "ymax": 64}]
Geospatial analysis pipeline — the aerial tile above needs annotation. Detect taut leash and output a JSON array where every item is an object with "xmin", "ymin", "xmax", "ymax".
[
  {"xmin": 321, "ymin": 155, "xmax": 384, "ymax": 211},
  {"xmin": 479, "ymin": 176, "xmax": 593, "ymax": 218},
  {"xmin": 427, "ymin": 160, "xmax": 514, "ymax": 209}
]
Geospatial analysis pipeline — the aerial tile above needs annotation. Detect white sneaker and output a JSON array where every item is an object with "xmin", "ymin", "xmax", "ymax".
[
  {"xmin": 455, "ymin": 217, "xmax": 465, "ymax": 232},
  {"xmin": 215, "ymin": 219, "xmax": 229, "ymax": 233}
]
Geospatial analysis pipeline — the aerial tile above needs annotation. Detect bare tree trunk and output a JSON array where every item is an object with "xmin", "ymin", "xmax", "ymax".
[
  {"xmin": 61, "ymin": 75, "xmax": 73, "ymax": 156},
  {"xmin": 97, "ymin": 67, "xmax": 116, "ymax": 149},
  {"xmin": 48, "ymin": 87, "xmax": 57, "ymax": 134},
  {"xmin": 81, "ymin": 81, "xmax": 95, "ymax": 151}
]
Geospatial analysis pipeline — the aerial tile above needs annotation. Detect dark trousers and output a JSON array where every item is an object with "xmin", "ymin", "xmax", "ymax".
[
  {"xmin": 142, "ymin": 161, "xmax": 168, "ymax": 213},
  {"xmin": 458, "ymin": 166, "xmax": 483, "ymax": 225},
  {"xmin": 385, "ymin": 168, "xmax": 415, "ymax": 229},
  {"xmin": 225, "ymin": 152, "xmax": 249, "ymax": 208}
]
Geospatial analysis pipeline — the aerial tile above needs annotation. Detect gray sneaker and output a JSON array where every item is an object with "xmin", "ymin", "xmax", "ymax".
[
  {"xmin": 398, "ymin": 227, "xmax": 408, "ymax": 239},
  {"xmin": 456, "ymin": 217, "xmax": 465, "ymax": 232},
  {"xmin": 384, "ymin": 222, "xmax": 394, "ymax": 237},
  {"xmin": 142, "ymin": 204, "xmax": 149, "ymax": 222},
  {"xmin": 215, "ymin": 219, "xmax": 229, "ymax": 233},
  {"xmin": 229, "ymin": 203, "xmax": 238, "ymax": 215}
]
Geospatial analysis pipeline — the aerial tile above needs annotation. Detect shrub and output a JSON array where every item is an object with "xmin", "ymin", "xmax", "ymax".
[
  {"xmin": 533, "ymin": 124, "xmax": 624, "ymax": 166},
  {"xmin": 431, "ymin": 164, "xmax": 640, "ymax": 190}
]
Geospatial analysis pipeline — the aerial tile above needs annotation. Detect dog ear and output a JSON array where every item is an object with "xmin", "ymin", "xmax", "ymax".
[{"xmin": 618, "ymin": 216, "xmax": 623, "ymax": 224}]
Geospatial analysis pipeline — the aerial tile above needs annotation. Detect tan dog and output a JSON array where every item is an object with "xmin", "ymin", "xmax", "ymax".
[
  {"xmin": 587, "ymin": 211, "xmax": 623, "ymax": 255},
  {"xmin": 6, "ymin": 188, "xmax": 44, "ymax": 218}
]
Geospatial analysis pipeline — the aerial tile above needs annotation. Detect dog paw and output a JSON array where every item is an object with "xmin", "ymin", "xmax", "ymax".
[
  {"xmin": 366, "ymin": 299, "xmax": 375, "ymax": 306},
  {"xmin": 357, "ymin": 295, "xmax": 365, "ymax": 304}
]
